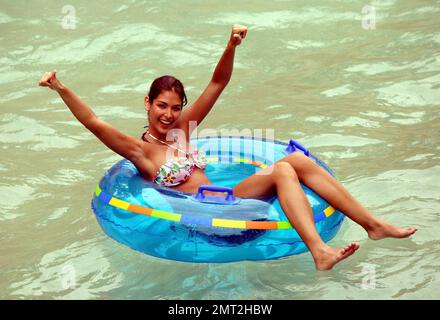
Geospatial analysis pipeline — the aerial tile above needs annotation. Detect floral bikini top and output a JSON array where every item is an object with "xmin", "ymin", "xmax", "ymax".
[
  {"xmin": 141, "ymin": 131, "xmax": 207, "ymax": 187},
  {"xmin": 154, "ymin": 150, "xmax": 207, "ymax": 187}
]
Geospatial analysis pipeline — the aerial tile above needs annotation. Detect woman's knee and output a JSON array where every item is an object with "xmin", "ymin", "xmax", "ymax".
[
  {"xmin": 273, "ymin": 161, "xmax": 298, "ymax": 180},
  {"xmin": 287, "ymin": 152, "xmax": 317, "ymax": 174}
]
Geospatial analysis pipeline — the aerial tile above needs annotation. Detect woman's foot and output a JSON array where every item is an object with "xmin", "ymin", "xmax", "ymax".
[
  {"xmin": 367, "ymin": 220, "xmax": 417, "ymax": 240},
  {"xmin": 312, "ymin": 243, "xmax": 360, "ymax": 271}
]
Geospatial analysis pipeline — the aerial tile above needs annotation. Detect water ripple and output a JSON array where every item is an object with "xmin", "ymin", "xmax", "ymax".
[
  {"xmin": 0, "ymin": 184, "xmax": 35, "ymax": 221},
  {"xmin": 0, "ymin": 114, "xmax": 81, "ymax": 150},
  {"xmin": 28, "ymin": 23, "xmax": 183, "ymax": 64},
  {"xmin": 9, "ymin": 239, "xmax": 124, "ymax": 299},
  {"xmin": 303, "ymin": 134, "xmax": 383, "ymax": 148},
  {"xmin": 376, "ymin": 77, "xmax": 440, "ymax": 107}
]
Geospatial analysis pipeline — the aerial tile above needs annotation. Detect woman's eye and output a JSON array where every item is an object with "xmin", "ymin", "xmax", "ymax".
[
  {"xmin": 173, "ymin": 107, "xmax": 181, "ymax": 112},
  {"xmin": 158, "ymin": 105, "xmax": 166, "ymax": 109}
]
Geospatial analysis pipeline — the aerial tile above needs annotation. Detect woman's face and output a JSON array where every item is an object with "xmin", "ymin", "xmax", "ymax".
[{"xmin": 145, "ymin": 90, "xmax": 183, "ymax": 136}]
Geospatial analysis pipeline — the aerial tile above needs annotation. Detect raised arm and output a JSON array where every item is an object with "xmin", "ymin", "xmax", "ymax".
[
  {"xmin": 38, "ymin": 71, "xmax": 143, "ymax": 162},
  {"xmin": 178, "ymin": 25, "xmax": 248, "ymax": 133}
]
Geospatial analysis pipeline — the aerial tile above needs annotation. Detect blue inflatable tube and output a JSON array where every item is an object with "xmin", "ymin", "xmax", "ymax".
[{"xmin": 91, "ymin": 136, "xmax": 345, "ymax": 263}]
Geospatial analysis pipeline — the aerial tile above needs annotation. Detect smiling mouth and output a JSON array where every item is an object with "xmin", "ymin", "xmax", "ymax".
[{"xmin": 159, "ymin": 119, "xmax": 173, "ymax": 125}]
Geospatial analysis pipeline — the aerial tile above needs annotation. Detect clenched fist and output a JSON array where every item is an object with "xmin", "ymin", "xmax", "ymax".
[
  {"xmin": 228, "ymin": 24, "xmax": 248, "ymax": 48},
  {"xmin": 38, "ymin": 70, "xmax": 63, "ymax": 91}
]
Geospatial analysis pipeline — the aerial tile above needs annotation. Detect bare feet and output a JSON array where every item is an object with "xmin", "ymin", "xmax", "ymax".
[
  {"xmin": 313, "ymin": 243, "xmax": 360, "ymax": 271},
  {"xmin": 367, "ymin": 220, "xmax": 417, "ymax": 240}
]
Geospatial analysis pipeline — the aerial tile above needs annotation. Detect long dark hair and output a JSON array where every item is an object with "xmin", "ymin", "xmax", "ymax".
[{"xmin": 147, "ymin": 75, "xmax": 188, "ymax": 107}]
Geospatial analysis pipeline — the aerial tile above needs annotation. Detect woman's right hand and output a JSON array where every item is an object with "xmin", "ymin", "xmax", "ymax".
[
  {"xmin": 228, "ymin": 24, "xmax": 248, "ymax": 48},
  {"xmin": 38, "ymin": 70, "xmax": 63, "ymax": 91}
]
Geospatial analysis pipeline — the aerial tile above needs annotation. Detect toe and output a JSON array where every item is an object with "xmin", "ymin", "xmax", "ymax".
[
  {"xmin": 402, "ymin": 227, "xmax": 417, "ymax": 237},
  {"xmin": 340, "ymin": 244, "xmax": 356, "ymax": 257}
]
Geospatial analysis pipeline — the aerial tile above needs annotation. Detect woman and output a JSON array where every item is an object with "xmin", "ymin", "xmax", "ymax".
[{"xmin": 39, "ymin": 25, "xmax": 416, "ymax": 270}]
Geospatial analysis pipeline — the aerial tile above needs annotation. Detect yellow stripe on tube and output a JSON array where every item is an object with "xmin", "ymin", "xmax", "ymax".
[
  {"xmin": 213, "ymin": 219, "xmax": 246, "ymax": 229},
  {"xmin": 235, "ymin": 158, "xmax": 248, "ymax": 164},
  {"xmin": 109, "ymin": 198, "xmax": 130, "ymax": 210},
  {"xmin": 324, "ymin": 206, "xmax": 335, "ymax": 217}
]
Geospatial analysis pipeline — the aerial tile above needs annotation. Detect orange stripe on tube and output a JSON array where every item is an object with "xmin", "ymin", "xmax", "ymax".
[
  {"xmin": 128, "ymin": 204, "xmax": 153, "ymax": 216},
  {"xmin": 245, "ymin": 221, "xmax": 278, "ymax": 230}
]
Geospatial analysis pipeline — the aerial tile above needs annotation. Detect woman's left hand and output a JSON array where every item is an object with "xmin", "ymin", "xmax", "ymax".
[{"xmin": 228, "ymin": 24, "xmax": 248, "ymax": 48}]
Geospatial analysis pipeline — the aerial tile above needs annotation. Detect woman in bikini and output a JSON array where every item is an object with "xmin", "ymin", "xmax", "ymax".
[{"xmin": 39, "ymin": 25, "xmax": 417, "ymax": 270}]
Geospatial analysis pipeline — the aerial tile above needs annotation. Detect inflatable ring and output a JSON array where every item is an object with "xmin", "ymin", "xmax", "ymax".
[{"xmin": 91, "ymin": 136, "xmax": 345, "ymax": 263}]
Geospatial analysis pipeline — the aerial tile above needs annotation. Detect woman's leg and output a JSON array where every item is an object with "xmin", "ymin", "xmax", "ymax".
[
  {"xmin": 280, "ymin": 152, "xmax": 417, "ymax": 239},
  {"xmin": 233, "ymin": 161, "xmax": 359, "ymax": 270}
]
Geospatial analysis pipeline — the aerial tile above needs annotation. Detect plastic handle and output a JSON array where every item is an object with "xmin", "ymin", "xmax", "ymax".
[
  {"xmin": 285, "ymin": 139, "xmax": 309, "ymax": 156},
  {"xmin": 195, "ymin": 185, "xmax": 236, "ymax": 202}
]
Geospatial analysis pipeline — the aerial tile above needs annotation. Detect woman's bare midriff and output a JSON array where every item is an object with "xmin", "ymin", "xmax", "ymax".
[{"xmin": 171, "ymin": 168, "xmax": 213, "ymax": 194}]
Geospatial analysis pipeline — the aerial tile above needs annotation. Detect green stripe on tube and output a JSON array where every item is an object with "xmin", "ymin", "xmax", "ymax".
[
  {"xmin": 151, "ymin": 210, "xmax": 182, "ymax": 222},
  {"xmin": 95, "ymin": 185, "xmax": 101, "ymax": 196},
  {"xmin": 277, "ymin": 221, "xmax": 293, "ymax": 230}
]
